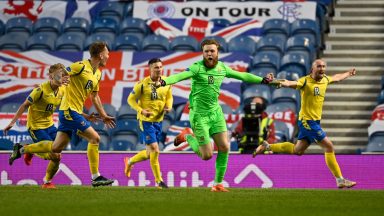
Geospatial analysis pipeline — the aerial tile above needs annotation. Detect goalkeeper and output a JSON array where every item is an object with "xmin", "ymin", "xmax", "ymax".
[{"xmin": 155, "ymin": 39, "xmax": 276, "ymax": 192}]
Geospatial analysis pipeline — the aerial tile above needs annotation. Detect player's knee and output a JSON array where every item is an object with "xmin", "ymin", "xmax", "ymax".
[
  {"xmin": 52, "ymin": 145, "xmax": 63, "ymax": 153},
  {"xmin": 201, "ymin": 153, "xmax": 213, "ymax": 160},
  {"xmin": 51, "ymin": 153, "xmax": 61, "ymax": 162},
  {"xmin": 295, "ymin": 150, "xmax": 304, "ymax": 156},
  {"xmin": 89, "ymin": 135, "xmax": 100, "ymax": 144}
]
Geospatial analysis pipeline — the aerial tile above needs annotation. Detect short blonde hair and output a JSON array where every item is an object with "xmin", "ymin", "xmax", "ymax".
[{"xmin": 49, "ymin": 63, "xmax": 67, "ymax": 74}]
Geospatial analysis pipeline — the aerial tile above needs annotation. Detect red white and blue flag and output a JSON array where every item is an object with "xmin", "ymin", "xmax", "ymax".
[{"xmin": 147, "ymin": 18, "xmax": 263, "ymax": 41}]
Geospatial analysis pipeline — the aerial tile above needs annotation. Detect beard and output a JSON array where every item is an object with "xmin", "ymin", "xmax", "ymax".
[{"xmin": 203, "ymin": 56, "xmax": 218, "ymax": 68}]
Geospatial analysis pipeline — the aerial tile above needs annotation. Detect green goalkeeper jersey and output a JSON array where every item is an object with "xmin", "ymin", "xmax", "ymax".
[{"xmin": 164, "ymin": 60, "xmax": 264, "ymax": 113}]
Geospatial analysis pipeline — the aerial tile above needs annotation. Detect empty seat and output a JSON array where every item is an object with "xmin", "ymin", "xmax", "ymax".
[
  {"xmin": 366, "ymin": 134, "xmax": 384, "ymax": 152},
  {"xmin": 141, "ymin": 35, "xmax": 169, "ymax": 52},
  {"xmin": 0, "ymin": 32, "xmax": 28, "ymax": 51},
  {"xmin": 98, "ymin": 1, "xmax": 125, "ymax": 22},
  {"xmin": 0, "ymin": 20, "xmax": 4, "ymax": 36},
  {"xmin": 83, "ymin": 33, "xmax": 114, "ymax": 50},
  {"xmin": 249, "ymin": 68, "xmax": 276, "ymax": 78},
  {"xmin": 55, "ymin": 33, "xmax": 84, "ymax": 51},
  {"xmin": 251, "ymin": 51, "xmax": 280, "ymax": 73},
  {"xmin": 280, "ymin": 52, "xmax": 310, "ymax": 76},
  {"xmin": 262, "ymin": 19, "xmax": 290, "ymax": 38},
  {"xmin": 88, "ymin": 104, "xmax": 117, "ymax": 118},
  {"xmin": 273, "ymin": 120, "xmax": 290, "ymax": 142},
  {"xmin": 111, "ymin": 119, "xmax": 139, "ymax": 144},
  {"xmin": 272, "ymin": 88, "xmax": 300, "ymax": 111},
  {"xmin": 256, "ymin": 35, "xmax": 285, "ymax": 55},
  {"xmin": 6, "ymin": 17, "xmax": 33, "ymax": 35},
  {"xmin": 242, "ymin": 84, "xmax": 272, "ymax": 105},
  {"xmin": 117, "ymin": 104, "xmax": 137, "ymax": 120},
  {"xmin": 119, "ymin": 17, "xmax": 149, "ymax": 39},
  {"xmin": 91, "ymin": 17, "xmax": 118, "ymax": 34},
  {"xmin": 26, "ymin": 33, "xmax": 56, "ymax": 51},
  {"xmin": 33, "ymin": 17, "xmax": 61, "ymax": 36},
  {"xmin": 266, "ymin": 101, "xmax": 297, "ymax": 114},
  {"xmin": 112, "ymin": 140, "xmax": 135, "ymax": 151},
  {"xmin": 290, "ymin": 19, "xmax": 320, "ymax": 48},
  {"xmin": 91, "ymin": 121, "xmax": 110, "ymax": 137},
  {"xmin": 378, "ymin": 89, "xmax": 384, "ymax": 105},
  {"xmin": 113, "ymin": 35, "xmax": 141, "ymax": 51},
  {"xmin": 202, "ymin": 35, "xmax": 227, "ymax": 52},
  {"xmin": 285, "ymin": 35, "xmax": 316, "ymax": 61},
  {"xmin": 276, "ymin": 71, "xmax": 301, "ymax": 81},
  {"xmin": 62, "ymin": 17, "xmax": 90, "ymax": 37},
  {"xmin": 228, "ymin": 36, "xmax": 256, "ymax": 55},
  {"xmin": 170, "ymin": 35, "xmax": 199, "ymax": 52}
]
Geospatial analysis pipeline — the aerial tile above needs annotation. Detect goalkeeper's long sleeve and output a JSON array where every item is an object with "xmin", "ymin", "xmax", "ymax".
[
  {"xmin": 226, "ymin": 70, "xmax": 263, "ymax": 83},
  {"xmin": 163, "ymin": 70, "xmax": 194, "ymax": 85}
]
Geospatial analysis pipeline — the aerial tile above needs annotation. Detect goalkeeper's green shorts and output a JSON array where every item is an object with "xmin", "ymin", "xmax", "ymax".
[{"xmin": 189, "ymin": 106, "xmax": 227, "ymax": 146}]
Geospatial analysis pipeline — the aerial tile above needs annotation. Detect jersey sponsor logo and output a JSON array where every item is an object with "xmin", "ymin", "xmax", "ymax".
[
  {"xmin": 45, "ymin": 104, "xmax": 54, "ymax": 111},
  {"xmin": 314, "ymin": 87, "xmax": 320, "ymax": 96},
  {"xmin": 208, "ymin": 75, "xmax": 214, "ymax": 84},
  {"xmin": 85, "ymin": 80, "xmax": 93, "ymax": 90},
  {"xmin": 150, "ymin": 84, "xmax": 158, "ymax": 100}
]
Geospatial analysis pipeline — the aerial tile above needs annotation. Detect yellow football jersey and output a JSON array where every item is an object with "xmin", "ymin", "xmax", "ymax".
[
  {"xmin": 296, "ymin": 75, "xmax": 333, "ymax": 121},
  {"xmin": 128, "ymin": 76, "xmax": 173, "ymax": 122},
  {"xmin": 27, "ymin": 81, "xmax": 65, "ymax": 130},
  {"xmin": 60, "ymin": 60, "xmax": 101, "ymax": 113}
]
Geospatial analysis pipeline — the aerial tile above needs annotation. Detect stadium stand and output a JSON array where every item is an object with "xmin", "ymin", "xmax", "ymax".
[
  {"xmin": 5, "ymin": 17, "xmax": 33, "ymax": 36},
  {"xmin": 62, "ymin": 17, "xmax": 90, "ymax": 37},
  {"xmin": 170, "ymin": 35, "xmax": 199, "ymax": 52},
  {"xmin": 55, "ymin": 33, "xmax": 84, "ymax": 51},
  {"xmin": 113, "ymin": 34, "xmax": 141, "ymax": 51},
  {"xmin": 141, "ymin": 34, "xmax": 169, "ymax": 52},
  {"xmin": 227, "ymin": 36, "xmax": 256, "ymax": 55},
  {"xmin": 33, "ymin": 17, "xmax": 61, "ymax": 36},
  {"xmin": 119, "ymin": 17, "xmax": 149, "ymax": 40},
  {"xmin": 0, "ymin": 32, "xmax": 28, "ymax": 51}
]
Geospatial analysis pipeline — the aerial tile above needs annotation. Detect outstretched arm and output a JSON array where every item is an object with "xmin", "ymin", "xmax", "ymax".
[
  {"xmin": 163, "ymin": 70, "xmax": 195, "ymax": 85},
  {"xmin": 3, "ymin": 100, "xmax": 30, "ymax": 135},
  {"xmin": 331, "ymin": 68, "xmax": 356, "ymax": 82},
  {"xmin": 226, "ymin": 70, "xmax": 272, "ymax": 84},
  {"xmin": 280, "ymin": 79, "xmax": 298, "ymax": 89}
]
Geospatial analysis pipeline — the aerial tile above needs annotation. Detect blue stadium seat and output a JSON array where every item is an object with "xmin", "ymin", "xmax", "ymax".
[
  {"xmin": 249, "ymin": 68, "xmax": 276, "ymax": 78},
  {"xmin": 119, "ymin": 17, "xmax": 149, "ymax": 39},
  {"xmin": 124, "ymin": 2, "xmax": 133, "ymax": 17},
  {"xmin": 0, "ymin": 20, "xmax": 4, "ymax": 36},
  {"xmin": 117, "ymin": 104, "xmax": 137, "ymax": 120},
  {"xmin": 256, "ymin": 35, "xmax": 285, "ymax": 55},
  {"xmin": 0, "ymin": 32, "xmax": 28, "ymax": 51},
  {"xmin": 91, "ymin": 17, "xmax": 118, "ymax": 35},
  {"xmin": 242, "ymin": 84, "xmax": 272, "ymax": 105},
  {"xmin": 26, "ymin": 33, "xmax": 56, "ymax": 51},
  {"xmin": 170, "ymin": 35, "xmax": 199, "ymax": 52},
  {"xmin": 280, "ymin": 52, "xmax": 310, "ymax": 76},
  {"xmin": 62, "ymin": 17, "xmax": 90, "ymax": 37},
  {"xmin": 88, "ymin": 104, "xmax": 117, "ymax": 118},
  {"xmin": 112, "ymin": 140, "xmax": 135, "ymax": 151},
  {"xmin": 98, "ymin": 1, "xmax": 125, "ymax": 22},
  {"xmin": 73, "ymin": 139, "xmax": 110, "ymax": 151},
  {"xmin": 381, "ymin": 76, "xmax": 384, "ymax": 89},
  {"xmin": 113, "ymin": 35, "xmax": 141, "ymax": 51},
  {"xmin": 141, "ymin": 35, "xmax": 169, "ymax": 52},
  {"xmin": 366, "ymin": 134, "xmax": 384, "ymax": 152},
  {"xmin": 6, "ymin": 17, "xmax": 33, "ymax": 35},
  {"xmin": 271, "ymin": 88, "xmax": 300, "ymax": 112},
  {"xmin": 262, "ymin": 19, "xmax": 290, "ymax": 38},
  {"xmin": 83, "ymin": 33, "xmax": 114, "ymax": 50},
  {"xmin": 33, "ymin": 17, "xmax": 61, "ymax": 36},
  {"xmin": 377, "ymin": 89, "xmax": 384, "ymax": 105},
  {"xmin": 111, "ymin": 119, "xmax": 139, "ymax": 145},
  {"xmin": 0, "ymin": 138, "xmax": 13, "ymax": 150},
  {"xmin": 91, "ymin": 121, "xmax": 110, "ymax": 137},
  {"xmin": 251, "ymin": 51, "xmax": 280, "ymax": 73},
  {"xmin": 285, "ymin": 35, "xmax": 316, "ymax": 62},
  {"xmin": 228, "ymin": 36, "xmax": 256, "ymax": 55},
  {"xmin": 266, "ymin": 101, "xmax": 297, "ymax": 114},
  {"xmin": 55, "ymin": 33, "xmax": 84, "ymax": 51},
  {"xmin": 290, "ymin": 19, "xmax": 321, "ymax": 48},
  {"xmin": 202, "ymin": 36, "xmax": 227, "ymax": 52},
  {"xmin": 276, "ymin": 71, "xmax": 301, "ymax": 81}
]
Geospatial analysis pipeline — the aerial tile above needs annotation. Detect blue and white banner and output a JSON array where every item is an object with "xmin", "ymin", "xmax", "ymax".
[{"xmin": 134, "ymin": 1, "xmax": 316, "ymax": 23}]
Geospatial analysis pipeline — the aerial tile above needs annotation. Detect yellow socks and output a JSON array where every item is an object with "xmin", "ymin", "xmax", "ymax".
[
  {"xmin": 130, "ymin": 150, "xmax": 149, "ymax": 164},
  {"xmin": 270, "ymin": 142, "xmax": 295, "ymax": 154},
  {"xmin": 150, "ymin": 152, "xmax": 163, "ymax": 183},
  {"xmin": 87, "ymin": 143, "xmax": 99, "ymax": 176},
  {"xmin": 44, "ymin": 160, "xmax": 60, "ymax": 183},
  {"xmin": 24, "ymin": 141, "xmax": 53, "ymax": 154},
  {"xmin": 325, "ymin": 152, "xmax": 342, "ymax": 178}
]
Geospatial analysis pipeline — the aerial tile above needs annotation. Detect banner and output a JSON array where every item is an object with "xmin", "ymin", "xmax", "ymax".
[
  {"xmin": 0, "ymin": 0, "xmax": 109, "ymax": 23},
  {"xmin": 147, "ymin": 18, "xmax": 263, "ymax": 41},
  {"xmin": 1, "ymin": 153, "xmax": 383, "ymax": 189},
  {"xmin": 134, "ymin": 1, "xmax": 317, "ymax": 23}
]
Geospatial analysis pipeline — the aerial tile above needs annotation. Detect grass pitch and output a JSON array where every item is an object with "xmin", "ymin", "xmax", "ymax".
[{"xmin": 0, "ymin": 186, "xmax": 383, "ymax": 216}]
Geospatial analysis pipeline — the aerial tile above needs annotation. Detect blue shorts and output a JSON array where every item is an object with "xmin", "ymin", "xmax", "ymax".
[
  {"xmin": 58, "ymin": 109, "xmax": 91, "ymax": 137},
  {"xmin": 28, "ymin": 125, "xmax": 57, "ymax": 143},
  {"xmin": 139, "ymin": 121, "xmax": 162, "ymax": 145},
  {"xmin": 297, "ymin": 120, "xmax": 326, "ymax": 144}
]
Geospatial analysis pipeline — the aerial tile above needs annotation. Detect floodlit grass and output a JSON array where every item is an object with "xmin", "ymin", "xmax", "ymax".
[{"xmin": 0, "ymin": 186, "xmax": 383, "ymax": 216}]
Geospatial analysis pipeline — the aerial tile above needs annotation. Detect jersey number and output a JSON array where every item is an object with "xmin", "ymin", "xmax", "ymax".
[
  {"xmin": 208, "ymin": 76, "xmax": 214, "ymax": 84},
  {"xmin": 85, "ymin": 80, "xmax": 93, "ymax": 90},
  {"xmin": 45, "ymin": 104, "xmax": 54, "ymax": 111},
  {"xmin": 314, "ymin": 87, "xmax": 320, "ymax": 96}
]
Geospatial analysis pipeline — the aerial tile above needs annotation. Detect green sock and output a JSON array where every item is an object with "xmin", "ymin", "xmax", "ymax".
[
  {"xmin": 215, "ymin": 151, "xmax": 229, "ymax": 184},
  {"xmin": 186, "ymin": 134, "xmax": 201, "ymax": 158}
]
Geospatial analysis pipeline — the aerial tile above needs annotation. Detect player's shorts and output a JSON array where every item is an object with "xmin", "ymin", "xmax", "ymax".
[
  {"xmin": 58, "ymin": 109, "xmax": 91, "ymax": 137},
  {"xmin": 189, "ymin": 106, "xmax": 227, "ymax": 146},
  {"xmin": 139, "ymin": 121, "xmax": 162, "ymax": 145},
  {"xmin": 297, "ymin": 119, "xmax": 326, "ymax": 144},
  {"xmin": 28, "ymin": 125, "xmax": 57, "ymax": 143}
]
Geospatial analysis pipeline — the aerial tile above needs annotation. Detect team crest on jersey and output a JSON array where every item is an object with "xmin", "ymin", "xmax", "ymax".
[
  {"xmin": 208, "ymin": 75, "xmax": 214, "ymax": 84},
  {"xmin": 314, "ymin": 87, "xmax": 320, "ymax": 96},
  {"xmin": 80, "ymin": 121, "xmax": 86, "ymax": 126}
]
